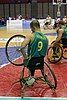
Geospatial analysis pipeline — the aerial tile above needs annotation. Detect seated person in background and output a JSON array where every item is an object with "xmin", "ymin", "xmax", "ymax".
[
  {"xmin": 43, "ymin": 21, "xmax": 53, "ymax": 30},
  {"xmin": 63, "ymin": 16, "xmax": 67, "ymax": 24},
  {"xmin": 46, "ymin": 15, "xmax": 52, "ymax": 24},
  {"xmin": 43, "ymin": 15, "xmax": 53, "ymax": 30},
  {"xmin": 19, "ymin": 19, "xmax": 48, "ymax": 78},
  {"xmin": 53, "ymin": 17, "xmax": 61, "ymax": 29}
]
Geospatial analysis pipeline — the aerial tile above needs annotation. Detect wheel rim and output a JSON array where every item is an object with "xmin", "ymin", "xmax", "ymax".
[
  {"xmin": 44, "ymin": 62, "xmax": 57, "ymax": 89},
  {"xmin": 5, "ymin": 35, "xmax": 25, "ymax": 66}
]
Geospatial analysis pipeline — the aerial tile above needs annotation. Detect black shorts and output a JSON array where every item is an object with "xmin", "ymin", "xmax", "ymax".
[
  {"xmin": 27, "ymin": 56, "xmax": 44, "ymax": 75},
  {"xmin": 61, "ymin": 38, "xmax": 67, "ymax": 47}
]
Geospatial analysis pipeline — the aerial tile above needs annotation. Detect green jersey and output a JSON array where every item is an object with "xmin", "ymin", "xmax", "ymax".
[
  {"xmin": 62, "ymin": 26, "xmax": 67, "ymax": 38},
  {"xmin": 27, "ymin": 32, "xmax": 48, "ymax": 58}
]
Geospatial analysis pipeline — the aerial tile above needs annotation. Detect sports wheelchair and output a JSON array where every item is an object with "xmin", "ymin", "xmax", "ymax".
[
  {"xmin": 5, "ymin": 34, "xmax": 57, "ymax": 97},
  {"xmin": 47, "ymin": 40, "xmax": 67, "ymax": 63}
]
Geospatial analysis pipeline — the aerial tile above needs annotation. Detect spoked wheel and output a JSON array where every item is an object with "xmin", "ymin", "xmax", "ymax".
[
  {"xmin": 63, "ymin": 47, "xmax": 67, "ymax": 59},
  {"xmin": 47, "ymin": 43, "xmax": 63, "ymax": 63},
  {"xmin": 14, "ymin": 61, "xmax": 57, "ymax": 90},
  {"xmin": 43, "ymin": 62, "xmax": 57, "ymax": 89},
  {"xmin": 5, "ymin": 34, "xmax": 26, "ymax": 66},
  {"xmin": 8, "ymin": 62, "xmax": 57, "ymax": 96}
]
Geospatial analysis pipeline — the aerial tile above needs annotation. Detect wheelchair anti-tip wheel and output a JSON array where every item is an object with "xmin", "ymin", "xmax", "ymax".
[
  {"xmin": 47, "ymin": 43, "xmax": 63, "ymax": 63},
  {"xmin": 5, "ymin": 34, "xmax": 26, "ymax": 66}
]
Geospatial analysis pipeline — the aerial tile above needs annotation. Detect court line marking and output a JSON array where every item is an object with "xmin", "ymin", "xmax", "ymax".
[
  {"xmin": 0, "ymin": 57, "xmax": 23, "ymax": 69},
  {"xmin": 0, "ymin": 96, "xmax": 67, "ymax": 99},
  {"xmin": 0, "ymin": 62, "xmax": 11, "ymax": 68},
  {"xmin": 0, "ymin": 37, "xmax": 24, "ymax": 42}
]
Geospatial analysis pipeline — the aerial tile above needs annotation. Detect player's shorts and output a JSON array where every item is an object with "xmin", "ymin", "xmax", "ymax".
[
  {"xmin": 27, "ymin": 56, "xmax": 44, "ymax": 76},
  {"xmin": 61, "ymin": 38, "xmax": 67, "ymax": 47}
]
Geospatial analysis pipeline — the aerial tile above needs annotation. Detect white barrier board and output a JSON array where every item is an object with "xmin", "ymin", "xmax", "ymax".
[
  {"xmin": 7, "ymin": 20, "xmax": 22, "ymax": 30},
  {"xmin": 7, "ymin": 19, "xmax": 55, "ymax": 30}
]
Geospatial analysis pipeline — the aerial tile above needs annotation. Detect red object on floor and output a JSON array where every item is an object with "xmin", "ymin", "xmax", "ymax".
[{"xmin": 0, "ymin": 59, "xmax": 67, "ymax": 97}]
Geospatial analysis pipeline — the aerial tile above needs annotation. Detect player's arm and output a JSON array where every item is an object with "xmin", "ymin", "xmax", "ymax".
[
  {"xmin": 51, "ymin": 28, "xmax": 63, "ymax": 46},
  {"xmin": 19, "ymin": 34, "xmax": 32, "ymax": 59},
  {"xmin": 55, "ymin": 28, "xmax": 63, "ymax": 43},
  {"xmin": 21, "ymin": 34, "xmax": 31, "ymax": 47}
]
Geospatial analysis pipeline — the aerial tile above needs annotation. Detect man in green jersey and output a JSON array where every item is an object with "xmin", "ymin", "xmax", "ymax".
[
  {"xmin": 51, "ymin": 20, "xmax": 67, "ymax": 57},
  {"xmin": 52, "ymin": 20, "xmax": 67, "ymax": 46},
  {"xmin": 19, "ymin": 19, "xmax": 48, "ymax": 77},
  {"xmin": 61, "ymin": 23, "xmax": 67, "ymax": 47}
]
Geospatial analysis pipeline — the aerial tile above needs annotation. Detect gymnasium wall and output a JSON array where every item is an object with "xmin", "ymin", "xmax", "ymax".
[{"xmin": 0, "ymin": 3, "xmax": 67, "ymax": 19}]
